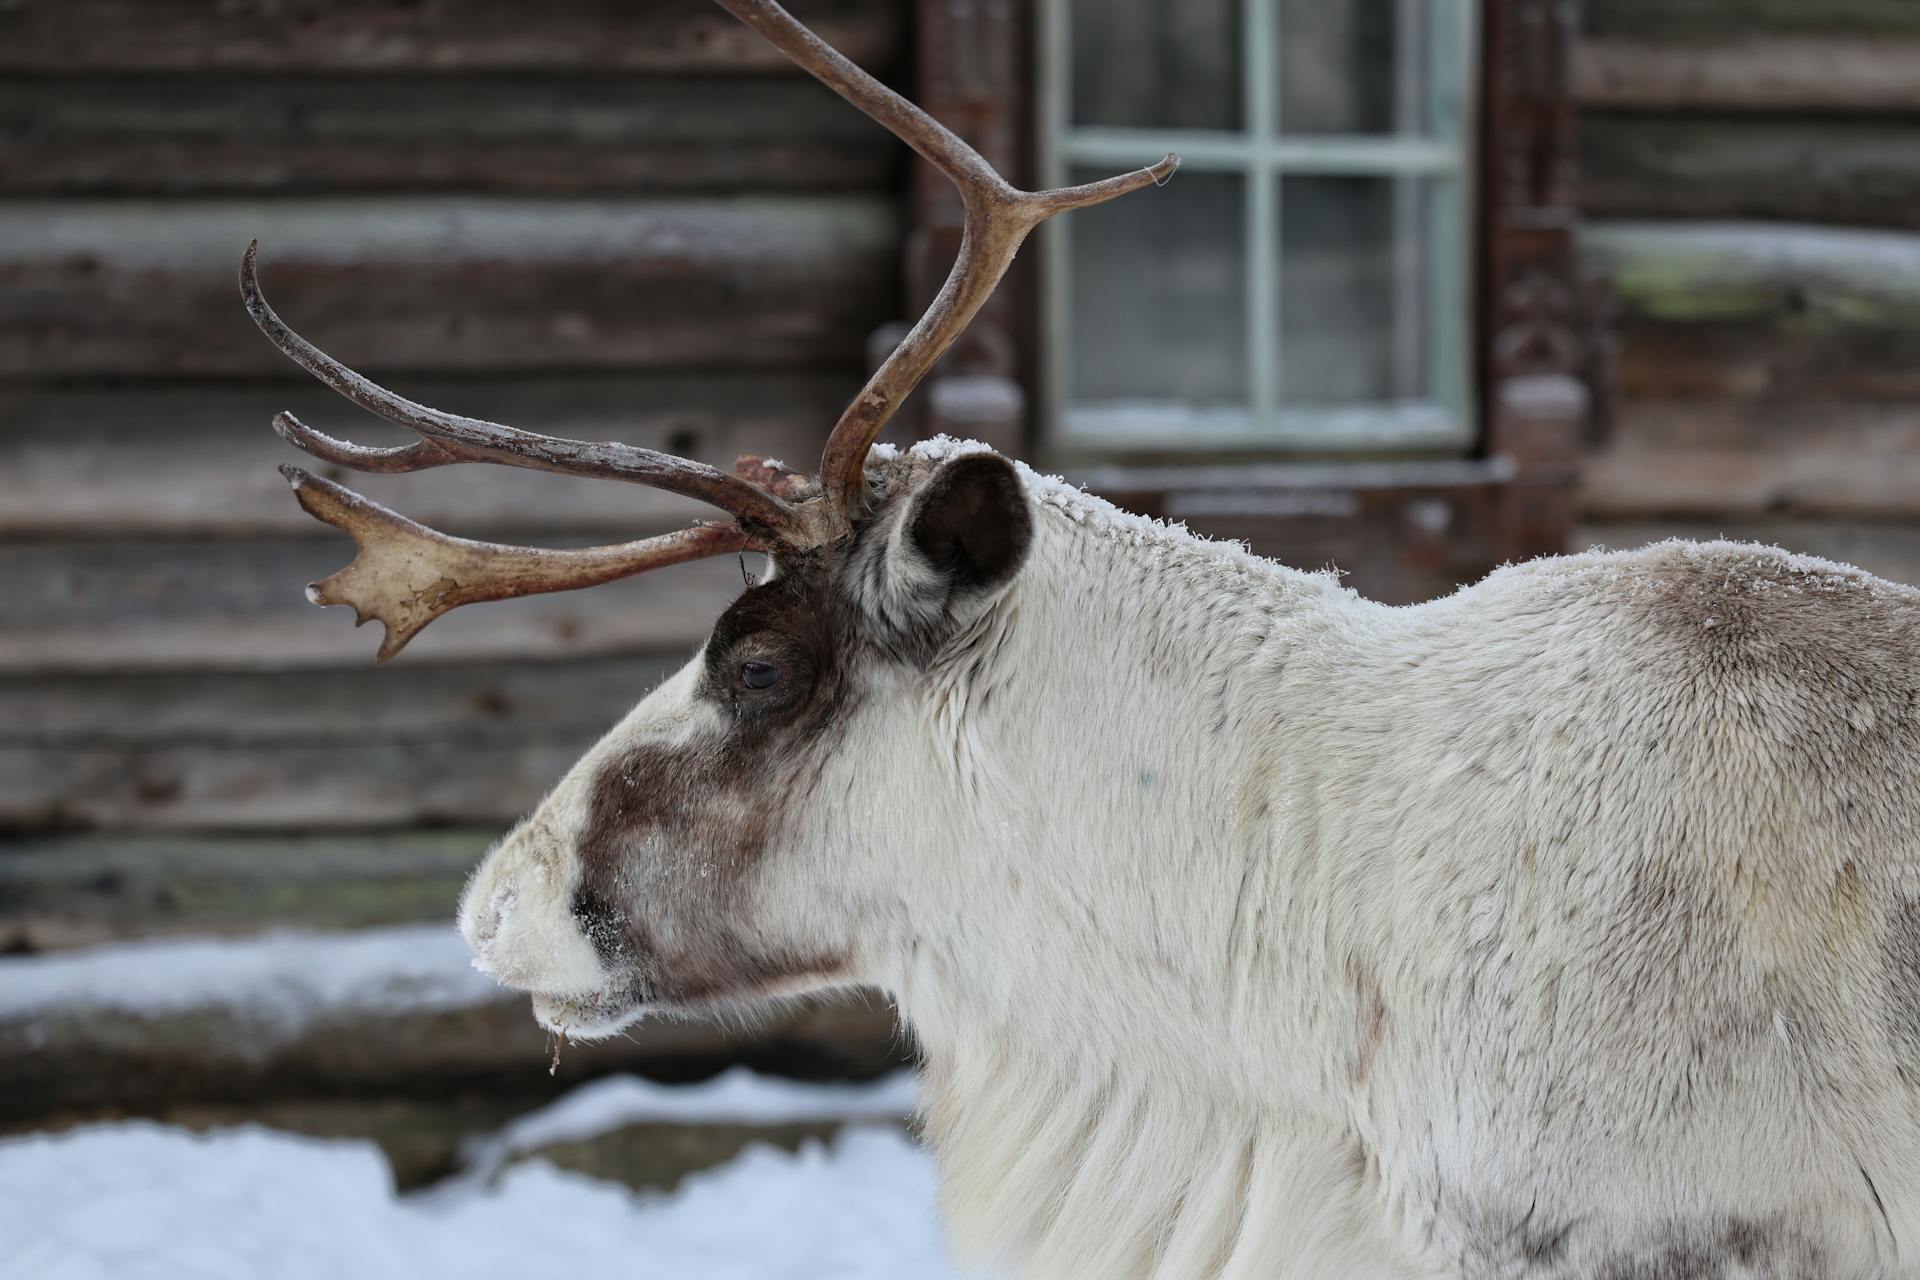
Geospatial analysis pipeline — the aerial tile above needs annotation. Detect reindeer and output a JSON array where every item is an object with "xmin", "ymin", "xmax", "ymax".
[{"xmin": 238, "ymin": 2, "xmax": 1920, "ymax": 1276}]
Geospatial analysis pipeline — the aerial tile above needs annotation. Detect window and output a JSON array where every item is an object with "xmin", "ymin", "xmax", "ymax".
[{"xmin": 1041, "ymin": 0, "xmax": 1479, "ymax": 452}]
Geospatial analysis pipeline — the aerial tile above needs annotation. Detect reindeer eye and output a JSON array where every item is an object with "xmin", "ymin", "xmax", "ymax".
[{"xmin": 739, "ymin": 660, "xmax": 781, "ymax": 690}]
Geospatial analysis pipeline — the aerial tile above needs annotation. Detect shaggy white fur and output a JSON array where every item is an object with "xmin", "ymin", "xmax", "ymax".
[{"xmin": 464, "ymin": 439, "xmax": 1920, "ymax": 1279}]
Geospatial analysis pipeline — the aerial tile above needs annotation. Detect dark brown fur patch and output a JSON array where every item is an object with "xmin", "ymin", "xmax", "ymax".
[
  {"xmin": 570, "ymin": 548, "xmax": 859, "ymax": 1006},
  {"xmin": 563, "ymin": 452, "xmax": 1034, "ymax": 1009}
]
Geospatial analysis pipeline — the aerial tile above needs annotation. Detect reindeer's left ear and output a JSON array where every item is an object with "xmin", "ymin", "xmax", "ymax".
[
  {"xmin": 907, "ymin": 453, "xmax": 1033, "ymax": 595},
  {"xmin": 853, "ymin": 452, "xmax": 1034, "ymax": 651}
]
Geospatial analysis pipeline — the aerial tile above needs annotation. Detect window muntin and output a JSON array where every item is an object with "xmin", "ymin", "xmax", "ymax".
[{"xmin": 1043, "ymin": 0, "xmax": 1478, "ymax": 452}]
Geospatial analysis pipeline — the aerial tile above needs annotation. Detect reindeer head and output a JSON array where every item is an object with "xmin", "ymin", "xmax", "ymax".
[{"xmin": 241, "ymin": 0, "xmax": 1174, "ymax": 1038}]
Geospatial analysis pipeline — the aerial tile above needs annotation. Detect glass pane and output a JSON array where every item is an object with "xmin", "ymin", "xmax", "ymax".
[
  {"xmin": 1278, "ymin": 0, "xmax": 1425, "ymax": 135},
  {"xmin": 1279, "ymin": 175, "xmax": 1430, "ymax": 404},
  {"xmin": 1070, "ymin": 0, "xmax": 1241, "ymax": 131},
  {"xmin": 1069, "ymin": 168, "xmax": 1246, "ymax": 406}
]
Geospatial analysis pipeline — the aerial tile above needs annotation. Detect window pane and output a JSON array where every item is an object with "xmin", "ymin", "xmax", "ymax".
[
  {"xmin": 1070, "ymin": 0, "xmax": 1241, "ymax": 131},
  {"xmin": 1278, "ymin": 0, "xmax": 1425, "ymax": 135},
  {"xmin": 1279, "ymin": 175, "xmax": 1430, "ymax": 404},
  {"xmin": 1069, "ymin": 168, "xmax": 1246, "ymax": 405}
]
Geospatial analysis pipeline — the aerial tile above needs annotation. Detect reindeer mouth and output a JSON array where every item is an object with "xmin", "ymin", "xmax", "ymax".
[{"xmin": 529, "ymin": 985, "xmax": 647, "ymax": 1042}]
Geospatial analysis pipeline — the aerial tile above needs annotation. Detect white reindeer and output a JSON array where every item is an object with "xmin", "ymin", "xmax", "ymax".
[{"xmin": 238, "ymin": 3, "xmax": 1920, "ymax": 1276}]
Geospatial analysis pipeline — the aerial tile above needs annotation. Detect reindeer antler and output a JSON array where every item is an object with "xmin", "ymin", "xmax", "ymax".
[
  {"xmin": 711, "ymin": 0, "xmax": 1177, "ymax": 529},
  {"xmin": 246, "ymin": 0, "xmax": 1174, "ymax": 660}
]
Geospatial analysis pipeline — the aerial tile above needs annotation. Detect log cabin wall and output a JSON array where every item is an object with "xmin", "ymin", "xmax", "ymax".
[
  {"xmin": 1574, "ymin": 1, "xmax": 1920, "ymax": 579},
  {"xmin": 0, "ymin": 0, "xmax": 914, "ymax": 1129}
]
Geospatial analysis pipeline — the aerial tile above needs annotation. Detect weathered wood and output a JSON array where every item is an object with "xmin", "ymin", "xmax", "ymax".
[
  {"xmin": 135, "ymin": 1095, "xmax": 544, "ymax": 1191},
  {"xmin": 0, "ymin": 832, "xmax": 493, "ymax": 951},
  {"xmin": 1584, "ymin": 220, "xmax": 1920, "ymax": 399},
  {"xmin": 0, "ymin": 75, "xmax": 897, "ymax": 197},
  {"xmin": 0, "ymin": 536, "xmax": 742, "ymax": 675},
  {"xmin": 1581, "ymin": 400, "xmax": 1920, "ymax": 521},
  {"xmin": 0, "ymin": 988, "xmax": 905, "ymax": 1121},
  {"xmin": 1576, "ymin": 38, "xmax": 1920, "ymax": 112},
  {"xmin": 0, "ymin": 197, "xmax": 896, "ymax": 381},
  {"xmin": 1582, "ymin": 117, "xmax": 1920, "ymax": 230},
  {"xmin": 0, "ymin": 374, "xmax": 849, "ymax": 537},
  {"xmin": 0, "ymin": 658, "xmax": 690, "ymax": 828},
  {"xmin": 1576, "ymin": 518, "xmax": 1920, "ymax": 591},
  {"xmin": 509, "ymin": 1118, "xmax": 894, "ymax": 1195},
  {"xmin": 0, "ymin": 0, "xmax": 901, "ymax": 73},
  {"xmin": 43, "ymin": 1096, "xmax": 906, "ymax": 1192},
  {"xmin": 1584, "ymin": 0, "xmax": 1920, "ymax": 43}
]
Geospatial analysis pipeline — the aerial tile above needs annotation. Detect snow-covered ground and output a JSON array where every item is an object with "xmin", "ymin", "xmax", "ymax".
[{"xmin": 0, "ymin": 1070, "xmax": 974, "ymax": 1280}]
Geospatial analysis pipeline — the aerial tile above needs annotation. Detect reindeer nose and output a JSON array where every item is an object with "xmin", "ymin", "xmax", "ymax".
[
  {"xmin": 459, "ymin": 880, "xmax": 516, "ymax": 955},
  {"xmin": 457, "ymin": 834, "xmax": 612, "ymax": 997}
]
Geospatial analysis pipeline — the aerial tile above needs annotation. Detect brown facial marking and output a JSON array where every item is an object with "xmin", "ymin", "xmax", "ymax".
[
  {"xmin": 570, "ymin": 548, "xmax": 859, "ymax": 1007},
  {"xmin": 559, "ymin": 454, "xmax": 1035, "ymax": 1011}
]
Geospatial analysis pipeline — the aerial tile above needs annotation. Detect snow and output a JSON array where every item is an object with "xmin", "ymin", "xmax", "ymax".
[
  {"xmin": 0, "ymin": 1074, "xmax": 971, "ymax": 1280},
  {"xmin": 0, "ymin": 925, "xmax": 498, "ymax": 1040}
]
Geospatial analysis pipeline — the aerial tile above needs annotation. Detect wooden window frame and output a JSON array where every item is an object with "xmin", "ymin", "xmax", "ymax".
[
  {"xmin": 1038, "ymin": 0, "xmax": 1479, "ymax": 454},
  {"xmin": 903, "ymin": 0, "xmax": 1593, "ymax": 600}
]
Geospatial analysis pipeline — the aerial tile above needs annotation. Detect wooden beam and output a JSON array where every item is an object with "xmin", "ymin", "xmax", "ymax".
[
  {"xmin": 1582, "ymin": 117, "xmax": 1920, "ymax": 230},
  {"xmin": 0, "ymin": 537, "xmax": 742, "ymax": 675},
  {"xmin": 1583, "ymin": 0, "xmax": 1920, "ymax": 43},
  {"xmin": 0, "ymin": 832, "xmax": 492, "ymax": 951},
  {"xmin": 0, "ymin": 924, "xmax": 905, "ymax": 1117},
  {"xmin": 0, "ymin": 74, "xmax": 898, "ymax": 197},
  {"xmin": 0, "ymin": 658, "xmax": 696, "ymax": 828},
  {"xmin": 0, "ymin": 0, "xmax": 901, "ymax": 73},
  {"xmin": 1585, "ymin": 220, "xmax": 1920, "ymax": 399},
  {"xmin": 1576, "ymin": 38, "xmax": 1920, "ymax": 113},
  {"xmin": 0, "ymin": 374, "xmax": 850, "ymax": 538},
  {"xmin": 1582, "ymin": 400, "xmax": 1920, "ymax": 520},
  {"xmin": 0, "ymin": 196, "xmax": 897, "ymax": 381}
]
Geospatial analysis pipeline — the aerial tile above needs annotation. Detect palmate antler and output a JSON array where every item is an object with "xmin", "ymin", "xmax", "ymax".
[{"xmin": 244, "ymin": 0, "xmax": 1176, "ymax": 661}]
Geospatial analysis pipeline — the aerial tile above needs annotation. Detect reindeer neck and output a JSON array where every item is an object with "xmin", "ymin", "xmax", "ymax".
[
  {"xmin": 877, "ymin": 474, "xmax": 1368, "ymax": 1050},
  {"xmin": 877, "ymin": 474, "xmax": 1402, "ymax": 1271}
]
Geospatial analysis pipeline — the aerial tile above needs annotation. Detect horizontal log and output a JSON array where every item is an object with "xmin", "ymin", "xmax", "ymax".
[
  {"xmin": 469, "ymin": 1069, "xmax": 917, "ymax": 1194},
  {"xmin": 502, "ymin": 1117, "xmax": 884, "ymax": 1195},
  {"xmin": 0, "ymin": 74, "xmax": 896, "ymax": 197},
  {"xmin": 0, "ymin": 832, "xmax": 492, "ymax": 951},
  {"xmin": 0, "ymin": 374, "xmax": 850, "ymax": 537},
  {"xmin": 1582, "ymin": 400, "xmax": 1920, "ymax": 521},
  {"xmin": 1584, "ymin": 220, "xmax": 1920, "ymax": 400},
  {"xmin": 0, "ymin": 0, "xmax": 901, "ymax": 73},
  {"xmin": 0, "ymin": 925, "xmax": 905, "ymax": 1120},
  {"xmin": 0, "ymin": 657, "xmax": 688, "ymax": 829},
  {"xmin": 1575, "ymin": 38, "xmax": 1920, "ymax": 112},
  {"xmin": 0, "ymin": 196, "xmax": 897, "ymax": 381},
  {"xmin": 1584, "ymin": 1, "xmax": 1920, "ymax": 42},
  {"xmin": 0, "ymin": 535, "xmax": 743, "ymax": 675},
  {"xmin": 1576, "ymin": 518, "xmax": 1920, "ymax": 591},
  {"xmin": 1582, "ymin": 117, "xmax": 1920, "ymax": 230},
  {"xmin": 0, "ymin": 654, "xmax": 676, "ymax": 745},
  {"xmin": 128, "ymin": 1094, "xmax": 543, "ymax": 1191}
]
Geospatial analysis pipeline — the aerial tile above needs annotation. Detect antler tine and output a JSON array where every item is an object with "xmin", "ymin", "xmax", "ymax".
[
  {"xmin": 711, "ymin": 0, "xmax": 1177, "ymax": 529},
  {"xmin": 281, "ymin": 466, "xmax": 758, "ymax": 663},
  {"xmin": 240, "ymin": 241, "xmax": 799, "ymax": 537}
]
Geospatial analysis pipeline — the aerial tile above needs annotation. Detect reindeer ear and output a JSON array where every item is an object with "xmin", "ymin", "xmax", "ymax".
[
  {"xmin": 852, "ymin": 452, "xmax": 1033, "ymax": 651},
  {"xmin": 906, "ymin": 453, "xmax": 1033, "ymax": 596}
]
